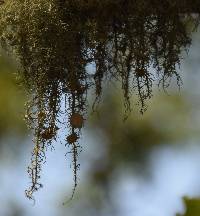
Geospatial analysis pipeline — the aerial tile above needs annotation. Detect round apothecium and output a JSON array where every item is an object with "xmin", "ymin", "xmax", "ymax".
[
  {"xmin": 67, "ymin": 133, "xmax": 78, "ymax": 144},
  {"xmin": 70, "ymin": 113, "xmax": 84, "ymax": 128}
]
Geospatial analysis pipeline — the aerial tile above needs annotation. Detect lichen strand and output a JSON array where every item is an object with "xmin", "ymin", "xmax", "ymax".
[{"xmin": 0, "ymin": 0, "xmax": 199, "ymax": 200}]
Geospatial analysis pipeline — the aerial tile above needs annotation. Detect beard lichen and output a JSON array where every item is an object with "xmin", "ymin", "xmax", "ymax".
[{"xmin": 0, "ymin": 0, "xmax": 199, "ymax": 202}]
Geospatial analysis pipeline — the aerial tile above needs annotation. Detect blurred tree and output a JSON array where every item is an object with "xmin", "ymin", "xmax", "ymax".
[
  {"xmin": 0, "ymin": 50, "xmax": 27, "ymax": 163},
  {"xmin": 0, "ymin": 51, "xmax": 26, "ymax": 138},
  {"xmin": 87, "ymin": 88, "xmax": 198, "ymax": 192}
]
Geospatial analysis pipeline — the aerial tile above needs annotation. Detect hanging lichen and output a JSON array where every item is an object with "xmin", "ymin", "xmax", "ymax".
[{"xmin": 0, "ymin": 0, "xmax": 199, "ymax": 202}]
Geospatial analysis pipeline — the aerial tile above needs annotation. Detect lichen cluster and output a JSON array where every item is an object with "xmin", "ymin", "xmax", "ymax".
[{"xmin": 0, "ymin": 0, "xmax": 199, "ymax": 201}]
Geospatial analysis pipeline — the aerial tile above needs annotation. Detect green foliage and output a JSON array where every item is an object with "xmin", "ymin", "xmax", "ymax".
[
  {"xmin": 177, "ymin": 197, "xmax": 200, "ymax": 216},
  {"xmin": 0, "ymin": 0, "xmax": 199, "ymax": 201},
  {"xmin": 0, "ymin": 52, "xmax": 26, "ymax": 137}
]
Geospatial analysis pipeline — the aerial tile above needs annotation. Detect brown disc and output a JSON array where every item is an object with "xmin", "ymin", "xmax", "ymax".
[
  {"xmin": 70, "ymin": 113, "xmax": 84, "ymax": 128},
  {"xmin": 67, "ymin": 133, "xmax": 78, "ymax": 144}
]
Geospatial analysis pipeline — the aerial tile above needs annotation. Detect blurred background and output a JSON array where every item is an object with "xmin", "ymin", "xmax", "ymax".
[{"xmin": 1, "ymin": 28, "xmax": 200, "ymax": 216}]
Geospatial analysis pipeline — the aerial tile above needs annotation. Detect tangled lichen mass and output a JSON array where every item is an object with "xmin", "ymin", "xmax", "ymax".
[{"xmin": 0, "ymin": 0, "xmax": 200, "ymax": 201}]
